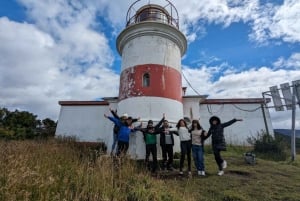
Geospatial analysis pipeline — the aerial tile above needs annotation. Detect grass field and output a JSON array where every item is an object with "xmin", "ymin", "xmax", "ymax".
[{"xmin": 0, "ymin": 139, "xmax": 299, "ymax": 201}]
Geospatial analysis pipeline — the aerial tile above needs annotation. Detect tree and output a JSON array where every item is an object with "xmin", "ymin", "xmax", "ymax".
[
  {"xmin": 0, "ymin": 107, "xmax": 56, "ymax": 140},
  {"xmin": 41, "ymin": 118, "xmax": 57, "ymax": 137}
]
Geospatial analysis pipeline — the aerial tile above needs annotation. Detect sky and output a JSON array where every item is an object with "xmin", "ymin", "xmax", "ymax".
[{"xmin": 0, "ymin": 0, "xmax": 299, "ymax": 129}]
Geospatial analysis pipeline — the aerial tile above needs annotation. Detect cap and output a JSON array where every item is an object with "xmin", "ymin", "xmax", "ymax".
[{"xmin": 121, "ymin": 113, "xmax": 129, "ymax": 119}]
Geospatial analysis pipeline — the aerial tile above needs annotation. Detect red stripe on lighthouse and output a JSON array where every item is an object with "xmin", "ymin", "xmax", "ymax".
[{"xmin": 119, "ymin": 64, "xmax": 182, "ymax": 102}]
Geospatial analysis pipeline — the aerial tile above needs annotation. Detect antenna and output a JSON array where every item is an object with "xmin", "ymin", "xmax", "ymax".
[
  {"xmin": 262, "ymin": 79, "xmax": 300, "ymax": 161},
  {"xmin": 280, "ymin": 83, "xmax": 293, "ymax": 110},
  {"xmin": 269, "ymin": 86, "xmax": 284, "ymax": 111}
]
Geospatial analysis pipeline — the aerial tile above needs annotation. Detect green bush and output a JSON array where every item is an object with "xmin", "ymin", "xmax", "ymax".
[
  {"xmin": 247, "ymin": 130, "xmax": 288, "ymax": 161},
  {"xmin": 0, "ymin": 108, "xmax": 56, "ymax": 140}
]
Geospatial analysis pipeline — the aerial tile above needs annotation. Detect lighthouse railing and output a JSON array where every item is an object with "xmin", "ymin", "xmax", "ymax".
[{"xmin": 125, "ymin": 0, "xmax": 179, "ymax": 28}]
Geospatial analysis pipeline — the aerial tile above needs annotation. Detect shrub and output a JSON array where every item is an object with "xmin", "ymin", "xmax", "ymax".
[{"xmin": 247, "ymin": 130, "xmax": 288, "ymax": 161}]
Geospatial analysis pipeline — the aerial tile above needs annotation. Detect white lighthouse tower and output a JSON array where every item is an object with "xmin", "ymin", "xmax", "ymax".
[{"xmin": 116, "ymin": 0, "xmax": 187, "ymax": 124}]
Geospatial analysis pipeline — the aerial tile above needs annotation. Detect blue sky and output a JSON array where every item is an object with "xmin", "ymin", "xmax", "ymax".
[{"xmin": 0, "ymin": 0, "xmax": 299, "ymax": 129}]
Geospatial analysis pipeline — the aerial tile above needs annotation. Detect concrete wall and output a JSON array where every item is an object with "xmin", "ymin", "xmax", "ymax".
[
  {"xmin": 198, "ymin": 103, "xmax": 274, "ymax": 146},
  {"xmin": 55, "ymin": 105, "xmax": 113, "ymax": 147},
  {"xmin": 183, "ymin": 97, "xmax": 204, "ymax": 121}
]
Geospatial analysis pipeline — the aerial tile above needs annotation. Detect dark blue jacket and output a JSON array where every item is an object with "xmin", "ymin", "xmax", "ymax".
[{"xmin": 108, "ymin": 117, "xmax": 136, "ymax": 143}]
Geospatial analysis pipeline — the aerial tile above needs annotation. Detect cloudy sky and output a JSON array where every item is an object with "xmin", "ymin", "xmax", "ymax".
[{"xmin": 0, "ymin": 0, "xmax": 299, "ymax": 129}]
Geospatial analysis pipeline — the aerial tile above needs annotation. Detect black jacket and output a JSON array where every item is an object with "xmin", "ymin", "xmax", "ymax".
[
  {"xmin": 158, "ymin": 126, "xmax": 177, "ymax": 146},
  {"xmin": 207, "ymin": 116, "xmax": 237, "ymax": 151},
  {"xmin": 139, "ymin": 117, "xmax": 164, "ymax": 143}
]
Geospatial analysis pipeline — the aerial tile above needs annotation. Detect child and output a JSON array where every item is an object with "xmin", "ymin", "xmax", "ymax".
[
  {"xmin": 138, "ymin": 114, "xmax": 165, "ymax": 173},
  {"xmin": 104, "ymin": 113, "xmax": 139, "ymax": 156},
  {"xmin": 175, "ymin": 119, "xmax": 192, "ymax": 175},
  {"xmin": 190, "ymin": 119, "xmax": 207, "ymax": 176},
  {"xmin": 207, "ymin": 116, "xmax": 243, "ymax": 176},
  {"xmin": 109, "ymin": 108, "xmax": 139, "ymax": 156},
  {"xmin": 158, "ymin": 119, "xmax": 177, "ymax": 171}
]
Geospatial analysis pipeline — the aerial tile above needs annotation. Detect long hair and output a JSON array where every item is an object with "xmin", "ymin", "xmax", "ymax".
[
  {"xmin": 176, "ymin": 119, "xmax": 188, "ymax": 129},
  {"xmin": 190, "ymin": 119, "xmax": 202, "ymax": 131}
]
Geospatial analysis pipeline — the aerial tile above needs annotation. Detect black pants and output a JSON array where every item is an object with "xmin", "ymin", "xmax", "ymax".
[
  {"xmin": 117, "ymin": 141, "xmax": 129, "ymax": 156},
  {"xmin": 180, "ymin": 140, "xmax": 192, "ymax": 171},
  {"xmin": 145, "ymin": 144, "xmax": 157, "ymax": 172},
  {"xmin": 213, "ymin": 148, "xmax": 224, "ymax": 170},
  {"xmin": 161, "ymin": 144, "xmax": 174, "ymax": 168}
]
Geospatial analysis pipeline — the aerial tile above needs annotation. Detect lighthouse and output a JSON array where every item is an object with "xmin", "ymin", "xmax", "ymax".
[{"xmin": 116, "ymin": 0, "xmax": 187, "ymax": 123}]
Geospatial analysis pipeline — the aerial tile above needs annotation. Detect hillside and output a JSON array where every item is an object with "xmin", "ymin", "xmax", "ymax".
[
  {"xmin": 274, "ymin": 129, "xmax": 300, "ymax": 138},
  {"xmin": 0, "ymin": 139, "xmax": 300, "ymax": 201}
]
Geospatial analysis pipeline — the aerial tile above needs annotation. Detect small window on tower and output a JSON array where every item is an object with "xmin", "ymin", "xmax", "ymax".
[{"xmin": 143, "ymin": 73, "xmax": 150, "ymax": 87}]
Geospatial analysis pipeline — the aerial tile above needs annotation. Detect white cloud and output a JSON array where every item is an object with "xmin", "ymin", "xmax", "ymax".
[
  {"xmin": 0, "ymin": 0, "xmax": 119, "ymax": 120},
  {"xmin": 73, "ymin": 0, "xmax": 258, "ymax": 42},
  {"xmin": 270, "ymin": 0, "xmax": 300, "ymax": 43},
  {"xmin": 171, "ymin": 0, "xmax": 259, "ymax": 42},
  {"xmin": 51, "ymin": 0, "xmax": 299, "ymax": 44},
  {"xmin": 176, "ymin": 0, "xmax": 300, "ymax": 44},
  {"xmin": 182, "ymin": 65, "xmax": 300, "ymax": 129},
  {"xmin": 273, "ymin": 52, "xmax": 300, "ymax": 69},
  {"xmin": 183, "ymin": 65, "xmax": 300, "ymax": 98},
  {"xmin": 250, "ymin": 0, "xmax": 300, "ymax": 44}
]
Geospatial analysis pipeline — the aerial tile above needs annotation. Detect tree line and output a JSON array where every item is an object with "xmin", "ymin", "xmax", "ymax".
[{"xmin": 0, "ymin": 107, "xmax": 56, "ymax": 140}]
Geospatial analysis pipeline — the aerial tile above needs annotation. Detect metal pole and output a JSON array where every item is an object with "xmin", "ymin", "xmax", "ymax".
[
  {"xmin": 261, "ymin": 93, "xmax": 269, "ymax": 135},
  {"xmin": 291, "ymin": 86, "xmax": 296, "ymax": 161}
]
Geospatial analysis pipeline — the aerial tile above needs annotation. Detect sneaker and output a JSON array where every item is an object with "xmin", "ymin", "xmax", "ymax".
[
  {"xmin": 197, "ymin": 171, "xmax": 201, "ymax": 175},
  {"xmin": 222, "ymin": 160, "xmax": 227, "ymax": 169},
  {"xmin": 179, "ymin": 171, "xmax": 184, "ymax": 175},
  {"xmin": 188, "ymin": 171, "xmax": 192, "ymax": 175},
  {"xmin": 201, "ymin": 171, "xmax": 206, "ymax": 176},
  {"xmin": 217, "ymin": 170, "xmax": 224, "ymax": 176}
]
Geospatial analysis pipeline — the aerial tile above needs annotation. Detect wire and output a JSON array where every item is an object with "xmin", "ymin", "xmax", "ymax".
[
  {"xmin": 232, "ymin": 104, "xmax": 261, "ymax": 112},
  {"xmin": 182, "ymin": 69, "xmax": 265, "ymax": 113},
  {"xmin": 206, "ymin": 104, "xmax": 225, "ymax": 115},
  {"xmin": 182, "ymin": 70, "xmax": 202, "ymax": 96}
]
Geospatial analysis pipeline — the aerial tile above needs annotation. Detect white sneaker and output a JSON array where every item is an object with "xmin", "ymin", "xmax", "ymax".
[
  {"xmin": 217, "ymin": 170, "xmax": 224, "ymax": 176},
  {"xmin": 222, "ymin": 160, "xmax": 227, "ymax": 169},
  {"xmin": 179, "ymin": 171, "xmax": 183, "ymax": 175},
  {"xmin": 197, "ymin": 171, "xmax": 201, "ymax": 175},
  {"xmin": 201, "ymin": 171, "xmax": 206, "ymax": 176},
  {"xmin": 188, "ymin": 171, "xmax": 192, "ymax": 176}
]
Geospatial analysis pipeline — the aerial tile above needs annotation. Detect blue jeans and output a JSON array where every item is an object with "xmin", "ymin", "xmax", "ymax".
[
  {"xmin": 111, "ymin": 133, "xmax": 118, "ymax": 153},
  {"xmin": 192, "ymin": 145, "xmax": 205, "ymax": 171},
  {"xmin": 180, "ymin": 140, "xmax": 192, "ymax": 171}
]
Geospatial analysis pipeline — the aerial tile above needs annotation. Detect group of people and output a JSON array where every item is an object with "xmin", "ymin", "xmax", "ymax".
[{"xmin": 104, "ymin": 108, "xmax": 242, "ymax": 176}]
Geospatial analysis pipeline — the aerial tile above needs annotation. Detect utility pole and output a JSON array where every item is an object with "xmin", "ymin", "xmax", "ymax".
[{"xmin": 291, "ymin": 86, "xmax": 296, "ymax": 161}]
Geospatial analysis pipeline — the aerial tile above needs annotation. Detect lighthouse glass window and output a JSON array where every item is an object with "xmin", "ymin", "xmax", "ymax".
[
  {"xmin": 137, "ymin": 8, "xmax": 168, "ymax": 24},
  {"xmin": 143, "ymin": 73, "xmax": 150, "ymax": 87}
]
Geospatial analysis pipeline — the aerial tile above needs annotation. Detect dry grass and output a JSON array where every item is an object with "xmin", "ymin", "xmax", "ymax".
[{"xmin": 0, "ymin": 139, "xmax": 299, "ymax": 201}]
